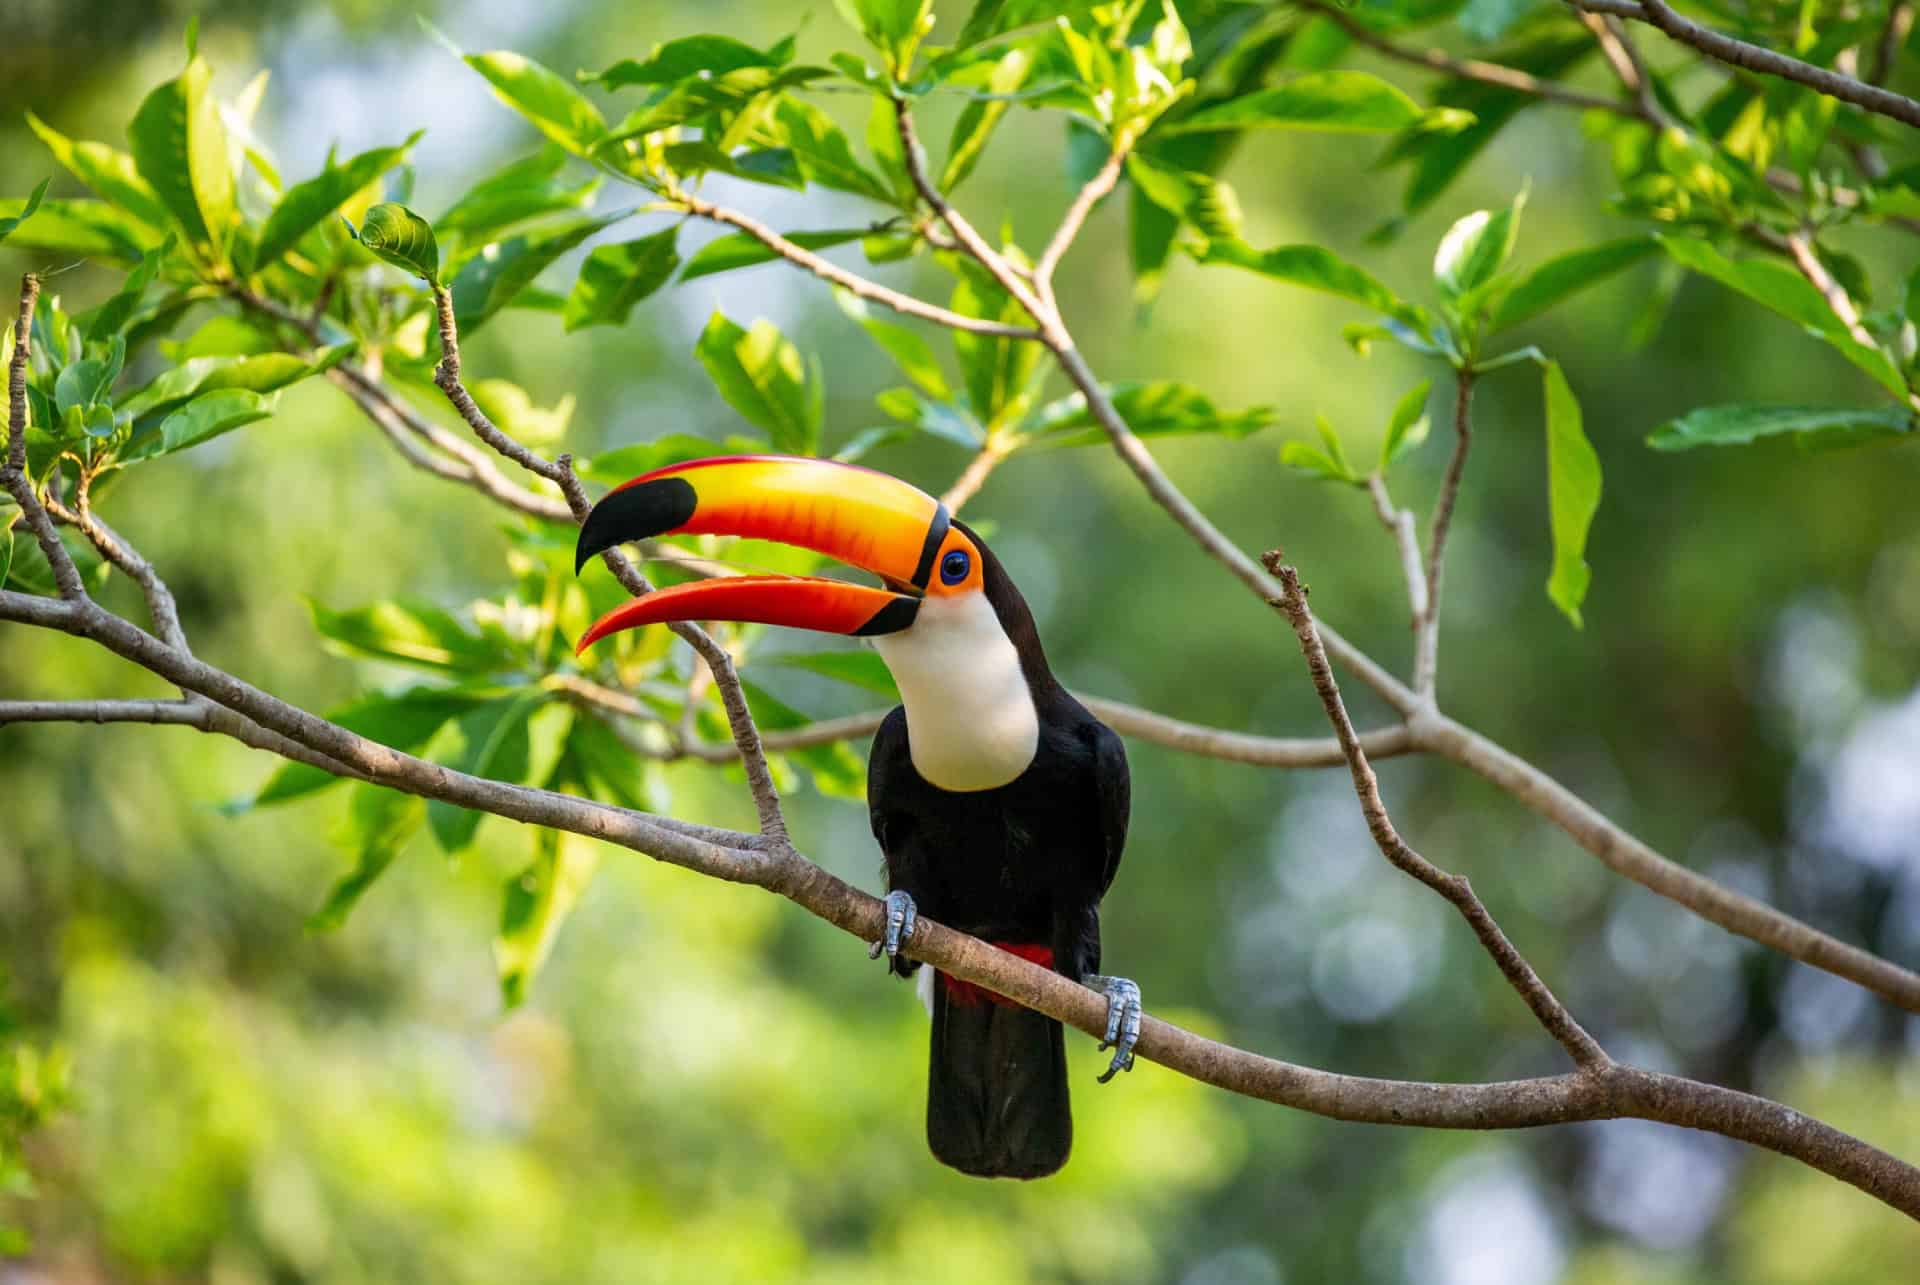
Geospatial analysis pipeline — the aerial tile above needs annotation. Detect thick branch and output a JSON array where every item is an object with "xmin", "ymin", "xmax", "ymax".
[
  {"xmin": 1271, "ymin": 559, "xmax": 1608, "ymax": 1068},
  {"xmin": 7, "ymin": 584, "xmax": 1917, "ymax": 1216},
  {"xmin": 1576, "ymin": 0, "xmax": 1920, "ymax": 129}
]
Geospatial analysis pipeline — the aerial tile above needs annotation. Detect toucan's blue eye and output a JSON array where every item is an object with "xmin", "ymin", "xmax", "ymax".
[{"xmin": 940, "ymin": 549, "xmax": 971, "ymax": 585}]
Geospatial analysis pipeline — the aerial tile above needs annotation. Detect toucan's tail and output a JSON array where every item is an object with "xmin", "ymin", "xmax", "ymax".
[{"xmin": 925, "ymin": 947, "xmax": 1071, "ymax": 1179}]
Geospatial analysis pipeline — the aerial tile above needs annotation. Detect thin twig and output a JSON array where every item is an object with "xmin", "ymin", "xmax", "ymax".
[
  {"xmin": 1578, "ymin": 11, "xmax": 1673, "ymax": 127},
  {"xmin": 43, "ymin": 496, "xmax": 188, "ymax": 651},
  {"xmin": 1419, "ymin": 369, "xmax": 1475, "ymax": 702},
  {"xmin": 674, "ymin": 190, "xmax": 1041, "ymax": 340},
  {"xmin": 939, "ymin": 439, "xmax": 1012, "ymax": 512},
  {"xmin": 893, "ymin": 99, "xmax": 1048, "ymax": 323},
  {"xmin": 1271, "ymin": 557, "xmax": 1609, "ymax": 1069},
  {"xmin": 1308, "ymin": 0, "xmax": 1642, "ymax": 118},
  {"xmin": 3, "ymin": 275, "xmax": 87, "ymax": 602},
  {"xmin": 428, "ymin": 285, "xmax": 790, "ymax": 842},
  {"xmin": 1367, "ymin": 474, "xmax": 1430, "ymax": 626},
  {"xmin": 1033, "ymin": 120, "xmax": 1142, "ymax": 303},
  {"xmin": 1873, "ymin": 2, "xmax": 1915, "ymax": 87},
  {"xmin": 1576, "ymin": 0, "xmax": 1920, "ymax": 129},
  {"xmin": 1783, "ymin": 231, "xmax": 1880, "ymax": 353}
]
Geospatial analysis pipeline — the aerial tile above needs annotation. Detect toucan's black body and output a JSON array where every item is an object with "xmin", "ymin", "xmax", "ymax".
[
  {"xmin": 571, "ymin": 456, "xmax": 1135, "ymax": 1182},
  {"xmin": 868, "ymin": 528, "xmax": 1130, "ymax": 1179}
]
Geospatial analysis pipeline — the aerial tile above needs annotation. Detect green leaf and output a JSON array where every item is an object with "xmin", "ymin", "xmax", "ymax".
[
  {"xmin": 1161, "ymin": 71, "xmax": 1426, "ymax": 136},
  {"xmin": 836, "ymin": 291, "xmax": 947, "ymax": 398},
  {"xmin": 838, "ymin": 0, "xmax": 934, "ymax": 60},
  {"xmin": 562, "ymin": 226, "xmax": 681, "ymax": 332},
  {"xmin": 1381, "ymin": 379, "xmax": 1433, "ymax": 470},
  {"xmin": 949, "ymin": 272, "xmax": 1042, "ymax": 429},
  {"xmin": 678, "ymin": 228, "xmax": 868, "ymax": 282},
  {"xmin": 54, "ymin": 359, "xmax": 115, "ymax": 417},
  {"xmin": 254, "ymin": 133, "xmax": 422, "ymax": 269},
  {"xmin": 466, "ymin": 50, "xmax": 609, "ymax": 155},
  {"xmin": 253, "ymin": 687, "xmax": 487, "ymax": 806},
  {"xmin": 1542, "ymin": 361, "xmax": 1599, "ymax": 627},
  {"xmin": 588, "ymin": 34, "xmax": 783, "ymax": 88},
  {"xmin": 428, "ymin": 692, "xmax": 545, "ymax": 855},
  {"xmin": 0, "ymin": 198, "xmax": 157, "ymax": 263},
  {"xmin": 1288, "ymin": 414, "xmax": 1362, "ymax": 485},
  {"xmin": 307, "ymin": 598, "xmax": 518, "ymax": 673},
  {"xmin": 469, "ymin": 380, "xmax": 575, "ymax": 447},
  {"xmin": 776, "ymin": 98, "xmax": 894, "ymax": 204},
  {"xmin": 25, "ymin": 114, "xmax": 169, "ymax": 227},
  {"xmin": 0, "ymin": 179, "xmax": 49, "ymax": 246},
  {"xmin": 1660, "ymin": 236, "xmax": 1908, "ymax": 397},
  {"xmin": 149, "ymin": 388, "xmax": 277, "ymax": 457},
  {"xmin": 1435, "ymin": 191, "xmax": 1525, "ymax": 304},
  {"xmin": 495, "ymin": 828, "xmax": 599, "ymax": 1008},
  {"xmin": 127, "ymin": 56, "xmax": 234, "ymax": 260},
  {"xmin": 943, "ymin": 47, "xmax": 1034, "ymax": 192},
  {"xmin": 1029, "ymin": 380, "xmax": 1272, "ymax": 446},
  {"xmin": 451, "ymin": 212, "xmax": 625, "ymax": 334},
  {"xmin": 308, "ymin": 786, "xmax": 423, "ymax": 932},
  {"xmin": 0, "ymin": 523, "xmax": 13, "ymax": 589},
  {"xmin": 873, "ymin": 388, "xmax": 985, "ymax": 447},
  {"xmin": 767, "ymin": 649, "xmax": 900, "ymax": 699},
  {"xmin": 119, "ymin": 349, "xmax": 345, "ymax": 421},
  {"xmin": 695, "ymin": 313, "xmax": 823, "ymax": 454},
  {"xmin": 82, "ymin": 236, "xmax": 174, "ymax": 340},
  {"xmin": 436, "ymin": 146, "xmax": 603, "ymax": 243},
  {"xmin": 1647, "ymin": 403, "xmax": 1915, "ymax": 452},
  {"xmin": 1200, "ymin": 238, "xmax": 1429, "ymax": 335},
  {"xmin": 1491, "ymin": 236, "xmax": 1658, "ymax": 331},
  {"xmin": 348, "ymin": 202, "xmax": 441, "ymax": 283}
]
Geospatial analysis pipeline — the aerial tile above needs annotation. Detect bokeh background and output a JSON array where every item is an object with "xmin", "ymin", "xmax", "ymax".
[{"xmin": 4, "ymin": 1, "xmax": 1920, "ymax": 1281}]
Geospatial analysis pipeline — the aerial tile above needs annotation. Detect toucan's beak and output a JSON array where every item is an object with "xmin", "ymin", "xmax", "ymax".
[{"xmin": 573, "ymin": 455, "xmax": 949, "ymax": 653}]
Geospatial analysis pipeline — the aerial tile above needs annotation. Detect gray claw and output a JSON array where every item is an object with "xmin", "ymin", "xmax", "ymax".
[
  {"xmin": 1087, "ymin": 974, "xmax": 1142, "ymax": 1083},
  {"xmin": 868, "ymin": 889, "xmax": 918, "ymax": 961}
]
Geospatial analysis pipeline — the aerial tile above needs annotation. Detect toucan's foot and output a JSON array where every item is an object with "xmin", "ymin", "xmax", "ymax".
[
  {"xmin": 1087, "ymin": 974, "xmax": 1142, "ymax": 1083},
  {"xmin": 868, "ymin": 890, "xmax": 918, "ymax": 962}
]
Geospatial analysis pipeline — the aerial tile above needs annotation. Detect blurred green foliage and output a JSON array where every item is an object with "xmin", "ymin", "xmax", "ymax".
[{"xmin": 3, "ymin": 0, "xmax": 1920, "ymax": 1281}]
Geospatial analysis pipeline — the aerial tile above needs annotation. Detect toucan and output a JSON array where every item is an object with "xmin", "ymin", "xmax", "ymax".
[{"xmin": 572, "ymin": 454, "xmax": 1139, "ymax": 1179}]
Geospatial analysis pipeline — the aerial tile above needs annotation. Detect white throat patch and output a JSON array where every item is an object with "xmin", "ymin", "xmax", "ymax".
[{"xmin": 871, "ymin": 591, "xmax": 1040, "ymax": 792}]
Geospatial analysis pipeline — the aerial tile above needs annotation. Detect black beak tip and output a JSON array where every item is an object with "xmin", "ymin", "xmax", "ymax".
[{"xmin": 573, "ymin": 476, "xmax": 699, "ymax": 577}]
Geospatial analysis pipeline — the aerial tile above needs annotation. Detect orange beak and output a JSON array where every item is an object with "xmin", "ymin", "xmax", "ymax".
[{"xmin": 572, "ymin": 455, "xmax": 949, "ymax": 653}]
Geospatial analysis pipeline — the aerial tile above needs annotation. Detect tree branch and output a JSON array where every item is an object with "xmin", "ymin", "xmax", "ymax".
[
  {"xmin": 427, "ymin": 285, "xmax": 791, "ymax": 843},
  {"xmin": 939, "ymin": 438, "xmax": 1014, "ymax": 512},
  {"xmin": 0, "ymin": 696, "xmax": 366, "ymax": 778},
  {"xmin": 1575, "ymin": 0, "xmax": 1920, "ymax": 129},
  {"xmin": 6, "ymin": 584, "xmax": 1916, "ymax": 1217},
  {"xmin": 1270, "ymin": 556, "xmax": 1609, "ymax": 1068}
]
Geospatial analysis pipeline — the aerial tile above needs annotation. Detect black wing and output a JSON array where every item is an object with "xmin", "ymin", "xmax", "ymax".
[
  {"xmin": 867, "ymin": 705, "xmax": 911, "ymax": 861},
  {"xmin": 1085, "ymin": 719, "xmax": 1130, "ymax": 896}
]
